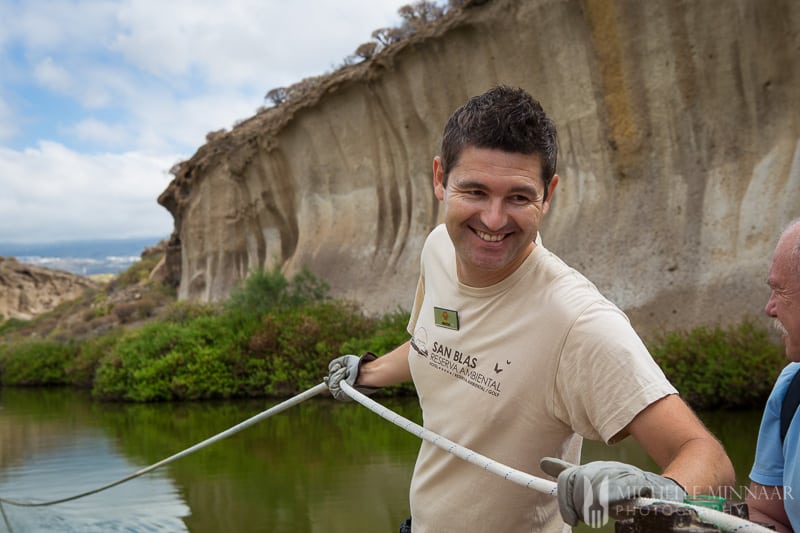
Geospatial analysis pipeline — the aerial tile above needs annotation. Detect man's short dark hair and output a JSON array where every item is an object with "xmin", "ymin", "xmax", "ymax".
[{"xmin": 440, "ymin": 85, "xmax": 558, "ymax": 199}]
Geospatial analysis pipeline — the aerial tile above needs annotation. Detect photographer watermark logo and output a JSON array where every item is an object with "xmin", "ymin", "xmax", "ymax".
[{"xmin": 581, "ymin": 475, "xmax": 610, "ymax": 528}]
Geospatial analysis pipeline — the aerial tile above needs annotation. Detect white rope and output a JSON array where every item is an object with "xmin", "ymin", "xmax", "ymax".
[
  {"xmin": 340, "ymin": 381, "xmax": 557, "ymax": 495},
  {"xmin": 0, "ymin": 382, "xmax": 329, "ymax": 507},
  {"xmin": 340, "ymin": 381, "xmax": 773, "ymax": 533}
]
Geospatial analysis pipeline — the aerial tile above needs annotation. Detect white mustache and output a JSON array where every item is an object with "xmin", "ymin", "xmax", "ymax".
[{"xmin": 773, "ymin": 318, "xmax": 788, "ymax": 336}]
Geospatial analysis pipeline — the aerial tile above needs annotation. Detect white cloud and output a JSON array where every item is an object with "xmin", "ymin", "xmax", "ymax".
[
  {"xmin": 9, "ymin": 0, "xmax": 118, "ymax": 52},
  {"xmin": 111, "ymin": 0, "xmax": 406, "ymax": 88},
  {"xmin": 0, "ymin": 0, "xmax": 412, "ymax": 243},
  {"xmin": 33, "ymin": 56, "xmax": 73, "ymax": 93},
  {"xmin": 0, "ymin": 96, "xmax": 15, "ymax": 141},
  {"xmin": 0, "ymin": 142, "xmax": 175, "ymax": 242},
  {"xmin": 71, "ymin": 118, "xmax": 131, "ymax": 147},
  {"xmin": 127, "ymin": 88, "xmax": 262, "ymax": 152}
]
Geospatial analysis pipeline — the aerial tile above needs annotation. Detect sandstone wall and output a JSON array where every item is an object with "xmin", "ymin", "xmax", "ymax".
[{"xmin": 159, "ymin": 0, "xmax": 800, "ymax": 338}]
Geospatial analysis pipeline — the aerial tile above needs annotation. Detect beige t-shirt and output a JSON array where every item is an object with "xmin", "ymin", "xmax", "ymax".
[{"xmin": 405, "ymin": 225, "xmax": 676, "ymax": 532}]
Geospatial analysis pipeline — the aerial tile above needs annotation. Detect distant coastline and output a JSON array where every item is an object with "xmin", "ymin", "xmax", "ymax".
[{"xmin": 0, "ymin": 236, "xmax": 166, "ymax": 276}]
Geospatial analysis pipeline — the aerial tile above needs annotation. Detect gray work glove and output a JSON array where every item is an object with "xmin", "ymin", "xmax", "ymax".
[
  {"xmin": 540, "ymin": 457, "xmax": 686, "ymax": 527},
  {"xmin": 325, "ymin": 352, "xmax": 378, "ymax": 401}
]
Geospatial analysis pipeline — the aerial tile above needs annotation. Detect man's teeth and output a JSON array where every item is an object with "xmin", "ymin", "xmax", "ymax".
[{"xmin": 477, "ymin": 230, "xmax": 504, "ymax": 242}]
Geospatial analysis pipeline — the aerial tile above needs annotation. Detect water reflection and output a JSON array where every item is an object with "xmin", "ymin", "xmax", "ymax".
[
  {"xmin": 0, "ymin": 388, "xmax": 421, "ymax": 533},
  {"xmin": 0, "ymin": 388, "xmax": 763, "ymax": 533},
  {"xmin": 0, "ymin": 390, "xmax": 189, "ymax": 532}
]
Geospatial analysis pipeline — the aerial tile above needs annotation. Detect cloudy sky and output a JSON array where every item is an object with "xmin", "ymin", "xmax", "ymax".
[{"xmin": 0, "ymin": 0, "xmax": 412, "ymax": 244}]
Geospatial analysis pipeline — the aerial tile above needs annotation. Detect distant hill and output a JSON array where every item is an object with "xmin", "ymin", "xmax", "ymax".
[
  {"xmin": 0, "ymin": 241, "xmax": 174, "ymax": 333},
  {"xmin": 0, "ymin": 257, "xmax": 99, "ymax": 321},
  {"xmin": 0, "ymin": 237, "xmax": 166, "ymax": 276}
]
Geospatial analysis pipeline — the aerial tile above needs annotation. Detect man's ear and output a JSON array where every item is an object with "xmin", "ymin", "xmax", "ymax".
[
  {"xmin": 542, "ymin": 174, "xmax": 559, "ymax": 215},
  {"xmin": 433, "ymin": 156, "xmax": 445, "ymax": 201}
]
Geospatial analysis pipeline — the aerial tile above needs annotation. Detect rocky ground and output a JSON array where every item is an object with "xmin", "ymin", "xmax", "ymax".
[{"xmin": 0, "ymin": 242, "xmax": 177, "ymax": 343}]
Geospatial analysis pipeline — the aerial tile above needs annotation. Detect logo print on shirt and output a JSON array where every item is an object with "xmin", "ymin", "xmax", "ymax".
[
  {"xmin": 426, "ymin": 341, "xmax": 502, "ymax": 398},
  {"xmin": 411, "ymin": 328, "xmax": 429, "ymax": 357},
  {"xmin": 493, "ymin": 360, "xmax": 511, "ymax": 374}
]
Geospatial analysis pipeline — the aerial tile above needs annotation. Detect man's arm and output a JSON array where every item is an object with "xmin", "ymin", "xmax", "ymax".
[
  {"xmin": 540, "ymin": 392, "xmax": 737, "ymax": 526},
  {"xmin": 622, "ymin": 394, "xmax": 736, "ymax": 496},
  {"xmin": 746, "ymin": 481, "xmax": 792, "ymax": 532},
  {"xmin": 356, "ymin": 340, "xmax": 412, "ymax": 388}
]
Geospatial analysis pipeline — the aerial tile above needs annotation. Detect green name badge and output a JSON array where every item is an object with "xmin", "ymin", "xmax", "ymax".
[{"xmin": 434, "ymin": 307, "xmax": 459, "ymax": 330}]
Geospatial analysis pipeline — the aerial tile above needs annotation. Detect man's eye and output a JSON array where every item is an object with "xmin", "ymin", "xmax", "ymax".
[{"xmin": 510, "ymin": 195, "xmax": 532, "ymax": 204}]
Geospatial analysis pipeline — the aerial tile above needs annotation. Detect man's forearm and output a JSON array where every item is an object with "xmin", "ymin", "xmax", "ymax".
[
  {"xmin": 746, "ymin": 482, "xmax": 792, "ymax": 533},
  {"xmin": 628, "ymin": 395, "xmax": 735, "ymax": 497},
  {"xmin": 356, "ymin": 340, "xmax": 412, "ymax": 388},
  {"xmin": 662, "ymin": 436, "xmax": 736, "ymax": 496}
]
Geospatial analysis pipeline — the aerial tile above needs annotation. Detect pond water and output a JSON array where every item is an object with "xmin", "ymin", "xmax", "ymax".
[{"xmin": 0, "ymin": 387, "xmax": 763, "ymax": 532}]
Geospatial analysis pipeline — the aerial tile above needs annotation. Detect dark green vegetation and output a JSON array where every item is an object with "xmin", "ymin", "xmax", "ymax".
[
  {"xmin": 650, "ymin": 321, "xmax": 786, "ymax": 410},
  {"xmin": 0, "ymin": 256, "xmax": 787, "ymax": 408},
  {"xmin": 0, "ymin": 263, "xmax": 414, "ymax": 402}
]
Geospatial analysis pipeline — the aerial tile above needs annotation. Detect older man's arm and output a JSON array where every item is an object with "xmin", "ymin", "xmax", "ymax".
[{"xmin": 745, "ymin": 481, "xmax": 792, "ymax": 532}]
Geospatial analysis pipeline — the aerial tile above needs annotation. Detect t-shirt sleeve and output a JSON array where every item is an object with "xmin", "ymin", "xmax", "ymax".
[
  {"xmin": 553, "ymin": 300, "xmax": 678, "ymax": 444},
  {"xmin": 749, "ymin": 363, "xmax": 799, "ymax": 486},
  {"xmin": 407, "ymin": 228, "xmax": 432, "ymax": 335},
  {"xmin": 407, "ymin": 272, "xmax": 425, "ymax": 335}
]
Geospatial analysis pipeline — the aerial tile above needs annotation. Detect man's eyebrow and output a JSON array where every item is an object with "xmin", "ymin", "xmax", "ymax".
[
  {"xmin": 453, "ymin": 179, "xmax": 540, "ymax": 196},
  {"xmin": 508, "ymin": 184, "xmax": 541, "ymax": 196},
  {"xmin": 453, "ymin": 179, "xmax": 488, "ymax": 190}
]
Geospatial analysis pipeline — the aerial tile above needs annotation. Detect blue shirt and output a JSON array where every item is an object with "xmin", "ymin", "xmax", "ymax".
[{"xmin": 750, "ymin": 362, "xmax": 800, "ymax": 529}]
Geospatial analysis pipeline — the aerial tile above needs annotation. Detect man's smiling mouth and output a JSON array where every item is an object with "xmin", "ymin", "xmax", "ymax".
[{"xmin": 475, "ymin": 229, "xmax": 506, "ymax": 242}]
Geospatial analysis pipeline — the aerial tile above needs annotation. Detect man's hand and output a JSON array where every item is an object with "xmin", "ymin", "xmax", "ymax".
[
  {"xmin": 325, "ymin": 353, "xmax": 377, "ymax": 401},
  {"xmin": 540, "ymin": 457, "xmax": 687, "ymax": 526}
]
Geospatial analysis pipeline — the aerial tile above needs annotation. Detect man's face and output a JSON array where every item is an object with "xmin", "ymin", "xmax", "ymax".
[
  {"xmin": 433, "ymin": 146, "xmax": 558, "ymax": 287},
  {"xmin": 766, "ymin": 228, "xmax": 800, "ymax": 361}
]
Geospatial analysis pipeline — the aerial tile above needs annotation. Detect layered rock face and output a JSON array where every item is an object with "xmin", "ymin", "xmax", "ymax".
[
  {"xmin": 159, "ymin": 0, "xmax": 800, "ymax": 338},
  {"xmin": 0, "ymin": 258, "xmax": 97, "ymax": 321}
]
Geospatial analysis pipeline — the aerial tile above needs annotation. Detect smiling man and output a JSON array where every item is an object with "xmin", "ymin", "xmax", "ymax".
[
  {"xmin": 432, "ymin": 145, "xmax": 556, "ymax": 286},
  {"xmin": 326, "ymin": 86, "xmax": 734, "ymax": 532},
  {"xmin": 747, "ymin": 218, "xmax": 800, "ymax": 532}
]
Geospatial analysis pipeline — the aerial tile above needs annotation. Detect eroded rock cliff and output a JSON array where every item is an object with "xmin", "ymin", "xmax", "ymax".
[
  {"xmin": 0, "ymin": 257, "xmax": 97, "ymax": 321},
  {"xmin": 159, "ymin": 0, "xmax": 800, "ymax": 337}
]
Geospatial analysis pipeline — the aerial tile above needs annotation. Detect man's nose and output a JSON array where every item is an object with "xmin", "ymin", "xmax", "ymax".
[
  {"xmin": 481, "ymin": 198, "xmax": 507, "ymax": 230},
  {"xmin": 765, "ymin": 292, "xmax": 778, "ymax": 317}
]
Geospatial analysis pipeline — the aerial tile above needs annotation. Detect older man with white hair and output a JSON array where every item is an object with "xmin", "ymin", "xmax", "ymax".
[{"xmin": 748, "ymin": 217, "xmax": 800, "ymax": 532}]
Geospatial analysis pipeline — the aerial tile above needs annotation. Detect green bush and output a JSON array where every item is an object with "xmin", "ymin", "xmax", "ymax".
[
  {"xmin": 0, "ymin": 317, "xmax": 28, "ymax": 336},
  {"xmin": 0, "ymin": 341, "xmax": 78, "ymax": 385},
  {"xmin": 648, "ymin": 320, "xmax": 786, "ymax": 410},
  {"xmin": 92, "ymin": 265, "xmax": 337, "ymax": 401},
  {"xmin": 93, "ymin": 312, "xmax": 254, "ymax": 401},
  {"xmin": 92, "ymin": 298, "xmax": 377, "ymax": 401},
  {"xmin": 112, "ymin": 251, "xmax": 164, "ymax": 288},
  {"xmin": 256, "ymin": 300, "xmax": 376, "ymax": 394},
  {"xmin": 225, "ymin": 266, "xmax": 330, "ymax": 317},
  {"xmin": 341, "ymin": 308, "xmax": 410, "ymax": 355},
  {"xmin": 339, "ymin": 308, "xmax": 416, "ymax": 396},
  {"xmin": 160, "ymin": 300, "xmax": 219, "ymax": 324},
  {"xmin": 66, "ymin": 331, "xmax": 123, "ymax": 387}
]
